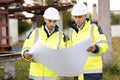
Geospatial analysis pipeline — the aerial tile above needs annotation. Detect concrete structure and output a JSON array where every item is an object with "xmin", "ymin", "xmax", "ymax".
[
  {"xmin": 111, "ymin": 25, "xmax": 120, "ymax": 37},
  {"xmin": 111, "ymin": 10, "xmax": 120, "ymax": 15},
  {"xmin": 92, "ymin": 4, "xmax": 98, "ymax": 24},
  {"xmin": 9, "ymin": 19, "xmax": 19, "ymax": 45},
  {"xmin": 98, "ymin": 0, "xmax": 112, "ymax": 64}
]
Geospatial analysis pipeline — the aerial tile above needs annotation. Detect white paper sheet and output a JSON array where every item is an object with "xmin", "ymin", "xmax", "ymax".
[{"xmin": 29, "ymin": 38, "xmax": 93, "ymax": 76}]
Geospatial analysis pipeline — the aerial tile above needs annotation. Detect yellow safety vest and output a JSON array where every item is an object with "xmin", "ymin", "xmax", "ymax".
[
  {"xmin": 67, "ymin": 21, "xmax": 108, "ymax": 80},
  {"xmin": 21, "ymin": 25, "xmax": 66, "ymax": 77}
]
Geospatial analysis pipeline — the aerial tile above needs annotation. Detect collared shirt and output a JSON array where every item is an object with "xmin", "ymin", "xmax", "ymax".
[
  {"xmin": 45, "ymin": 25, "xmax": 55, "ymax": 35},
  {"xmin": 77, "ymin": 24, "xmax": 84, "ymax": 31}
]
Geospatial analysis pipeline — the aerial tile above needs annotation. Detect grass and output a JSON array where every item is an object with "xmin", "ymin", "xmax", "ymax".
[
  {"xmin": 13, "ymin": 41, "xmax": 30, "ymax": 80},
  {"xmin": 0, "ymin": 41, "xmax": 30, "ymax": 80},
  {"xmin": 0, "ymin": 37, "xmax": 120, "ymax": 80},
  {"xmin": 103, "ymin": 64, "xmax": 120, "ymax": 80},
  {"xmin": 103, "ymin": 37, "xmax": 120, "ymax": 80},
  {"xmin": 15, "ymin": 59, "xmax": 30, "ymax": 80}
]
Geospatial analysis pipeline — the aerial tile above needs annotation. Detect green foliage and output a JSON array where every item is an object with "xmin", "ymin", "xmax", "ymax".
[
  {"xmin": 63, "ymin": 10, "xmax": 72, "ymax": 29},
  {"xmin": 18, "ymin": 19, "xmax": 31, "ymax": 35},
  {"xmin": 37, "ymin": 17, "xmax": 44, "ymax": 28},
  {"xmin": 0, "ymin": 68, "xmax": 4, "ymax": 78},
  {"xmin": 103, "ymin": 64, "xmax": 120, "ymax": 80},
  {"xmin": 15, "ymin": 59, "xmax": 30, "ymax": 80},
  {"xmin": 46, "ymin": 0, "xmax": 53, "ymax": 5},
  {"xmin": 103, "ymin": 64, "xmax": 120, "ymax": 75},
  {"xmin": 103, "ymin": 37, "xmax": 120, "ymax": 80},
  {"xmin": 111, "ymin": 13, "xmax": 120, "ymax": 25},
  {"xmin": 88, "ymin": 13, "xmax": 92, "ymax": 20}
]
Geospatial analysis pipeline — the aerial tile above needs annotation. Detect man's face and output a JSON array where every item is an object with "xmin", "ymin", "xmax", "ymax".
[
  {"xmin": 44, "ymin": 18, "xmax": 57, "ymax": 30},
  {"xmin": 73, "ymin": 15, "xmax": 87, "ymax": 27}
]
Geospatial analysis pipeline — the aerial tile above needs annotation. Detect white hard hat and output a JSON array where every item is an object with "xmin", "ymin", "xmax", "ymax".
[
  {"xmin": 43, "ymin": 7, "xmax": 60, "ymax": 20},
  {"xmin": 71, "ymin": 3, "xmax": 88, "ymax": 16}
]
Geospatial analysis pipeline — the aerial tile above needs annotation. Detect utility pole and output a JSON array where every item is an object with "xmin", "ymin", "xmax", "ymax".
[{"xmin": 98, "ymin": 0, "xmax": 112, "ymax": 64}]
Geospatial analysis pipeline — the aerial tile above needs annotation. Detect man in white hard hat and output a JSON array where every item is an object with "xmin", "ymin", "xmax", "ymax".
[
  {"xmin": 21, "ymin": 7, "xmax": 66, "ymax": 80},
  {"xmin": 68, "ymin": 2, "xmax": 108, "ymax": 80}
]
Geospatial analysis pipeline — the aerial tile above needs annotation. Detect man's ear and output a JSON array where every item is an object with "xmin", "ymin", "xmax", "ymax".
[{"xmin": 85, "ymin": 14, "xmax": 87, "ymax": 17}]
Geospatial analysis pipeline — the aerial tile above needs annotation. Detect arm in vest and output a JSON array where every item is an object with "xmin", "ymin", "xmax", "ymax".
[
  {"xmin": 21, "ymin": 29, "xmax": 38, "ymax": 60},
  {"xmin": 92, "ymin": 24, "xmax": 108, "ymax": 54}
]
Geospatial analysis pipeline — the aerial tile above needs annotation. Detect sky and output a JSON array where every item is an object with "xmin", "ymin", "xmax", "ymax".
[
  {"xmin": 110, "ymin": 0, "xmax": 120, "ymax": 10},
  {"xmin": 83, "ymin": 0, "xmax": 120, "ymax": 13},
  {"xmin": 24, "ymin": 0, "xmax": 120, "ymax": 13}
]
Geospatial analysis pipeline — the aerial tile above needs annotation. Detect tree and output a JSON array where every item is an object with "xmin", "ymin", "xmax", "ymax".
[
  {"xmin": 111, "ymin": 13, "xmax": 120, "ymax": 25},
  {"xmin": 18, "ymin": 19, "xmax": 31, "ymax": 35}
]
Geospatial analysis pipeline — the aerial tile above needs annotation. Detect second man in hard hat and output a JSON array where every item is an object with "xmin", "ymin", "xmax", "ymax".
[
  {"xmin": 68, "ymin": 2, "xmax": 108, "ymax": 80},
  {"xmin": 21, "ymin": 7, "xmax": 66, "ymax": 80}
]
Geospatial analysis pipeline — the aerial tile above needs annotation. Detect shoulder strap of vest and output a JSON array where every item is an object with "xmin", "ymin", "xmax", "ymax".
[
  {"xmin": 57, "ymin": 29, "xmax": 63, "ymax": 49},
  {"xmin": 89, "ymin": 24, "xmax": 102, "ymax": 56},
  {"xmin": 34, "ymin": 28, "xmax": 39, "ymax": 44},
  {"xmin": 34, "ymin": 27, "xmax": 63, "ymax": 49},
  {"xmin": 90, "ymin": 24, "xmax": 95, "ymax": 38},
  {"xmin": 68, "ymin": 24, "xmax": 94, "ymax": 40}
]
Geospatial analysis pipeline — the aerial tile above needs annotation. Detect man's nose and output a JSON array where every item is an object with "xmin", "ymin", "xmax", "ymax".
[{"xmin": 50, "ymin": 22, "xmax": 55, "ymax": 26}]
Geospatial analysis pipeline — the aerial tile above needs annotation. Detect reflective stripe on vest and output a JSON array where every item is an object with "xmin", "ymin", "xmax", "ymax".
[
  {"xmin": 34, "ymin": 28, "xmax": 39, "ymax": 44},
  {"xmin": 84, "ymin": 69, "xmax": 102, "ymax": 73},
  {"xmin": 57, "ymin": 28, "xmax": 63, "ymax": 49},
  {"xmin": 89, "ymin": 24, "xmax": 101, "ymax": 56},
  {"xmin": 29, "ymin": 75, "xmax": 60, "ymax": 80},
  {"xmin": 84, "ymin": 24, "xmax": 102, "ymax": 73},
  {"xmin": 34, "ymin": 28, "xmax": 62, "ymax": 49},
  {"xmin": 97, "ymin": 40, "xmax": 108, "ymax": 44}
]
